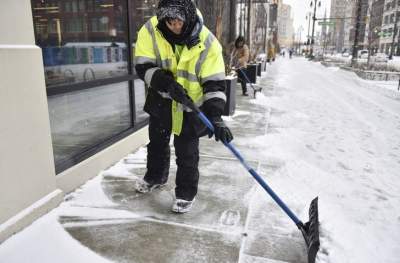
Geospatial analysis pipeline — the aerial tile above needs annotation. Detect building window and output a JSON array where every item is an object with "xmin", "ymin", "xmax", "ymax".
[
  {"xmin": 48, "ymin": 82, "xmax": 131, "ymax": 170},
  {"xmin": 32, "ymin": 0, "xmax": 128, "ymax": 86},
  {"xmin": 78, "ymin": 0, "xmax": 85, "ymax": 11},
  {"xmin": 32, "ymin": 0, "xmax": 152, "ymax": 173}
]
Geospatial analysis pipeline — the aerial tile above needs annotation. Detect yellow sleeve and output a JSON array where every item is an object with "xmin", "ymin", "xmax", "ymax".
[{"xmin": 134, "ymin": 23, "xmax": 157, "ymax": 63}]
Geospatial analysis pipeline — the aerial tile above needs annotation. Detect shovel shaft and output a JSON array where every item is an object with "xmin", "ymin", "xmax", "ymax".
[
  {"xmin": 238, "ymin": 68, "xmax": 256, "ymax": 90},
  {"xmin": 197, "ymin": 111, "xmax": 302, "ymax": 226}
]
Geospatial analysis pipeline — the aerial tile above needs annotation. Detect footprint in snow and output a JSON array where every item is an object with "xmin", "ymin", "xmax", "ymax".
[
  {"xmin": 337, "ymin": 162, "xmax": 352, "ymax": 171},
  {"xmin": 219, "ymin": 210, "xmax": 241, "ymax": 226}
]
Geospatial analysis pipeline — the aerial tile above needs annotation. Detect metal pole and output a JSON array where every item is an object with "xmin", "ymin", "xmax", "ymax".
[
  {"xmin": 247, "ymin": 0, "xmax": 252, "ymax": 50},
  {"xmin": 351, "ymin": 0, "xmax": 363, "ymax": 67},
  {"xmin": 310, "ymin": 0, "xmax": 318, "ymax": 58},
  {"xmin": 390, "ymin": 9, "xmax": 399, "ymax": 60},
  {"xmin": 299, "ymin": 29, "xmax": 302, "ymax": 54},
  {"xmin": 307, "ymin": 13, "xmax": 312, "ymax": 54}
]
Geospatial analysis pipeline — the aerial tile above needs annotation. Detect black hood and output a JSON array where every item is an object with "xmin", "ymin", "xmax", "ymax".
[{"xmin": 156, "ymin": 0, "xmax": 202, "ymax": 49}]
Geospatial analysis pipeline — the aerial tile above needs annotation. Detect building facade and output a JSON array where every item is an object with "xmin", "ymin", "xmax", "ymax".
[
  {"xmin": 379, "ymin": 0, "xmax": 400, "ymax": 54},
  {"xmin": 277, "ymin": 2, "xmax": 294, "ymax": 49},
  {"xmin": 1, "ymin": 0, "xmax": 156, "ymax": 243},
  {"xmin": 329, "ymin": 0, "xmax": 347, "ymax": 52},
  {"xmin": 364, "ymin": 0, "xmax": 385, "ymax": 54}
]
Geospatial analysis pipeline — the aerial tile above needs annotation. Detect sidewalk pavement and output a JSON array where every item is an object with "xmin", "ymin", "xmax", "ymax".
[{"xmin": 0, "ymin": 68, "xmax": 308, "ymax": 263}]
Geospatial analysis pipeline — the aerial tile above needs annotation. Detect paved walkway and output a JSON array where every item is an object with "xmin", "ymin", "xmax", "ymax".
[{"xmin": 2, "ymin": 62, "xmax": 308, "ymax": 263}]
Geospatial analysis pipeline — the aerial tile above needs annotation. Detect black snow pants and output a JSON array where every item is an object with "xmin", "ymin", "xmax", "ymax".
[{"xmin": 144, "ymin": 114, "xmax": 200, "ymax": 201}]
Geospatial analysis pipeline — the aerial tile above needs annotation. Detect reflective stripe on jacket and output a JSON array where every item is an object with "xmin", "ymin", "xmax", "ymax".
[{"xmin": 134, "ymin": 16, "xmax": 226, "ymax": 135}]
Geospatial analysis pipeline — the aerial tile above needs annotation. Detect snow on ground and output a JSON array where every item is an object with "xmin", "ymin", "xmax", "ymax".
[
  {"xmin": 0, "ymin": 210, "xmax": 114, "ymax": 263},
  {"xmin": 249, "ymin": 58, "xmax": 400, "ymax": 263},
  {"xmin": 1, "ymin": 57, "xmax": 399, "ymax": 263}
]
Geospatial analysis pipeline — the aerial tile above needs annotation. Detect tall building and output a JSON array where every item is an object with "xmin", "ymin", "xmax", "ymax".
[
  {"xmin": 277, "ymin": 1, "xmax": 294, "ymax": 49},
  {"xmin": 364, "ymin": 0, "xmax": 384, "ymax": 54},
  {"xmin": 329, "ymin": 0, "xmax": 370, "ymax": 53},
  {"xmin": 253, "ymin": 3, "xmax": 270, "ymax": 55},
  {"xmin": 379, "ymin": 0, "xmax": 400, "ymax": 54},
  {"xmin": 328, "ymin": 0, "xmax": 347, "ymax": 52}
]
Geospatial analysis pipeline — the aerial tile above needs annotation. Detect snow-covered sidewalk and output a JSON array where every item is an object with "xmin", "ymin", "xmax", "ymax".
[{"xmin": 1, "ymin": 57, "xmax": 400, "ymax": 263}]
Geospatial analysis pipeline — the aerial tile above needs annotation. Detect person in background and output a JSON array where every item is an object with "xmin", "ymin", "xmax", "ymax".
[
  {"xmin": 230, "ymin": 36, "xmax": 250, "ymax": 96},
  {"xmin": 133, "ymin": 0, "xmax": 233, "ymax": 213}
]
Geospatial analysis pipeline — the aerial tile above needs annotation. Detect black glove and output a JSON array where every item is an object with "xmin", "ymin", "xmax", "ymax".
[
  {"xmin": 167, "ymin": 81, "xmax": 192, "ymax": 106},
  {"xmin": 151, "ymin": 69, "xmax": 193, "ymax": 106},
  {"xmin": 208, "ymin": 116, "xmax": 233, "ymax": 143}
]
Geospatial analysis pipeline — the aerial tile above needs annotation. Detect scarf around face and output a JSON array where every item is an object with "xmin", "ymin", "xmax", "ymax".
[
  {"xmin": 157, "ymin": 16, "xmax": 202, "ymax": 49},
  {"xmin": 156, "ymin": 0, "xmax": 202, "ymax": 49}
]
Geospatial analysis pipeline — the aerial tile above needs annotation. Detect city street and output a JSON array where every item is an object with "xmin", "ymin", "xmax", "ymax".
[{"xmin": 1, "ymin": 57, "xmax": 400, "ymax": 263}]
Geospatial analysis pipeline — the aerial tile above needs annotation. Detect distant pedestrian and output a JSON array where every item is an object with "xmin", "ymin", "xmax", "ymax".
[
  {"xmin": 230, "ymin": 36, "xmax": 250, "ymax": 96},
  {"xmin": 289, "ymin": 49, "xmax": 293, "ymax": 59}
]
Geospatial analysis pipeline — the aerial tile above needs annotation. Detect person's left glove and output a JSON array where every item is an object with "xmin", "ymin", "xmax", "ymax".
[
  {"xmin": 150, "ymin": 69, "xmax": 194, "ymax": 107},
  {"xmin": 208, "ymin": 116, "xmax": 233, "ymax": 143},
  {"xmin": 166, "ymin": 81, "xmax": 192, "ymax": 107}
]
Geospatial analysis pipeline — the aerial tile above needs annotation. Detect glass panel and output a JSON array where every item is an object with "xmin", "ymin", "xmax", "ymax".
[
  {"xmin": 129, "ymin": 0, "xmax": 158, "ymax": 71},
  {"xmin": 48, "ymin": 82, "xmax": 131, "ymax": 166},
  {"xmin": 134, "ymin": 79, "xmax": 148, "ymax": 123},
  {"xmin": 32, "ymin": 0, "xmax": 129, "ymax": 87}
]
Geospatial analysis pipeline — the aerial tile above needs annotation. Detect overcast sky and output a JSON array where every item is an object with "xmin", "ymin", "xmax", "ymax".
[{"xmin": 283, "ymin": 0, "xmax": 332, "ymax": 41}]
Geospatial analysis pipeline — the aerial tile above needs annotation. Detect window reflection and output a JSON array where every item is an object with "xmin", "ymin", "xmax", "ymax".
[
  {"xmin": 32, "ymin": 0, "xmax": 129, "ymax": 86},
  {"xmin": 130, "ymin": 0, "xmax": 158, "ymax": 72},
  {"xmin": 48, "ymin": 82, "xmax": 131, "ymax": 165},
  {"xmin": 134, "ymin": 79, "xmax": 148, "ymax": 123}
]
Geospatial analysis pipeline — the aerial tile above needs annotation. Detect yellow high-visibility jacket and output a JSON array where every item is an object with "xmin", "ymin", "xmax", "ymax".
[{"xmin": 134, "ymin": 16, "xmax": 226, "ymax": 135}]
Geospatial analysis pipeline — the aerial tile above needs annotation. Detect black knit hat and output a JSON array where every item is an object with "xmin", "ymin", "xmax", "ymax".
[
  {"xmin": 156, "ymin": 0, "xmax": 201, "ymax": 48},
  {"xmin": 157, "ymin": 0, "xmax": 197, "ymax": 24}
]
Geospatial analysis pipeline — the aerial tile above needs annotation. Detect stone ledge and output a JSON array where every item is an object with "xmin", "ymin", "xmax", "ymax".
[{"xmin": 0, "ymin": 189, "xmax": 64, "ymax": 244}]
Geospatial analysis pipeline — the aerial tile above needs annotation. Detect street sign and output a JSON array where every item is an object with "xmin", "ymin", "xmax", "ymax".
[
  {"xmin": 318, "ymin": 21, "xmax": 335, "ymax": 26},
  {"xmin": 378, "ymin": 32, "xmax": 392, "ymax": 37}
]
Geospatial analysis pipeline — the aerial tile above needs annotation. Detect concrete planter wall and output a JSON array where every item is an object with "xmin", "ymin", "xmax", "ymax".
[{"xmin": 341, "ymin": 66, "xmax": 400, "ymax": 81}]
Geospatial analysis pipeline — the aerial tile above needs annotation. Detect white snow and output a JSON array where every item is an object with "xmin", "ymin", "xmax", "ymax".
[
  {"xmin": 247, "ymin": 59, "xmax": 400, "ymax": 263},
  {"xmin": 1, "ymin": 57, "xmax": 400, "ymax": 263},
  {"xmin": 0, "ymin": 210, "xmax": 114, "ymax": 263}
]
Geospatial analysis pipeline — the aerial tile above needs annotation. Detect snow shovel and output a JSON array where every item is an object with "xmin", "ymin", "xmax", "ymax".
[
  {"xmin": 237, "ymin": 67, "xmax": 263, "ymax": 98},
  {"xmin": 187, "ymin": 101, "xmax": 320, "ymax": 263}
]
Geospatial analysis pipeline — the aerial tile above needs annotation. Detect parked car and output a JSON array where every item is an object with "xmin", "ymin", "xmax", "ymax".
[
  {"xmin": 256, "ymin": 53, "xmax": 267, "ymax": 62},
  {"xmin": 372, "ymin": 53, "xmax": 388, "ymax": 62},
  {"xmin": 357, "ymin": 49, "xmax": 368, "ymax": 58},
  {"xmin": 342, "ymin": 52, "xmax": 350, "ymax": 57}
]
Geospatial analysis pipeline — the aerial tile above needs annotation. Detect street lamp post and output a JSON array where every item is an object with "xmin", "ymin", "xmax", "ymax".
[
  {"xmin": 306, "ymin": 12, "xmax": 312, "ymax": 55},
  {"xmin": 351, "ymin": 0, "xmax": 363, "ymax": 67},
  {"xmin": 298, "ymin": 26, "xmax": 304, "ymax": 54},
  {"xmin": 310, "ymin": 0, "xmax": 321, "ymax": 58},
  {"xmin": 389, "ymin": 10, "xmax": 399, "ymax": 60}
]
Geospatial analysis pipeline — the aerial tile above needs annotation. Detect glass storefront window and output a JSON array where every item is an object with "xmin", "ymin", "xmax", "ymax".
[
  {"xmin": 129, "ymin": 0, "xmax": 158, "ymax": 69},
  {"xmin": 32, "ymin": 0, "xmax": 129, "ymax": 87},
  {"xmin": 48, "ymin": 82, "xmax": 131, "ymax": 167},
  {"xmin": 134, "ymin": 79, "xmax": 148, "ymax": 123},
  {"xmin": 31, "ymin": 0, "xmax": 154, "ymax": 173}
]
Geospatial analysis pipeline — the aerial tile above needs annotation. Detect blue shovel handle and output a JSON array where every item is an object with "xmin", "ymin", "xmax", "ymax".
[{"xmin": 190, "ymin": 104, "xmax": 303, "ymax": 227}]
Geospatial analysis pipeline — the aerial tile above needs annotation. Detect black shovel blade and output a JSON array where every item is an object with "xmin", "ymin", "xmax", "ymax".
[{"xmin": 300, "ymin": 197, "xmax": 320, "ymax": 263}]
